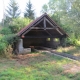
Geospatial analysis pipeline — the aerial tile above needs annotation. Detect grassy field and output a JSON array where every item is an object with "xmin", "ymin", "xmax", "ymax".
[
  {"xmin": 56, "ymin": 46, "xmax": 80, "ymax": 56},
  {"xmin": 0, "ymin": 52, "xmax": 80, "ymax": 80}
]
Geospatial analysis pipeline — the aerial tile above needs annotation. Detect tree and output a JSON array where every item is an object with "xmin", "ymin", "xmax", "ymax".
[
  {"xmin": 41, "ymin": 0, "xmax": 80, "ymax": 46},
  {"xmin": 41, "ymin": 4, "xmax": 49, "ymax": 13},
  {"xmin": 24, "ymin": 0, "xmax": 35, "ymax": 19},
  {"xmin": 5, "ymin": 0, "xmax": 20, "ymax": 19},
  {"xmin": 68, "ymin": 0, "xmax": 80, "ymax": 39},
  {"xmin": 9, "ymin": 18, "xmax": 32, "ymax": 33}
]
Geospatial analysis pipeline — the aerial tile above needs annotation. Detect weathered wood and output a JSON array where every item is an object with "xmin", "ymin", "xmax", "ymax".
[
  {"xmin": 56, "ymin": 28, "xmax": 63, "ymax": 35},
  {"xmin": 44, "ymin": 17, "xmax": 46, "ymax": 30},
  {"xmin": 23, "ymin": 36, "xmax": 63, "ymax": 38},
  {"xmin": 45, "ymin": 30, "xmax": 52, "ymax": 36},
  {"xmin": 22, "ymin": 27, "xmax": 34, "ymax": 36},
  {"xmin": 32, "ymin": 27, "xmax": 55, "ymax": 29},
  {"xmin": 18, "ymin": 13, "xmax": 68, "ymax": 38},
  {"xmin": 33, "ymin": 18, "xmax": 44, "ymax": 27},
  {"xmin": 22, "ymin": 18, "xmax": 44, "ymax": 36},
  {"xmin": 45, "ymin": 18, "xmax": 56, "ymax": 28}
]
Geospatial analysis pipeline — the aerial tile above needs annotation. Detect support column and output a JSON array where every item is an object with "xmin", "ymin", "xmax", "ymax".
[
  {"xmin": 60, "ymin": 38, "xmax": 66, "ymax": 47},
  {"xmin": 50, "ymin": 38, "xmax": 53, "ymax": 48},
  {"xmin": 17, "ymin": 39, "xmax": 24, "ymax": 53}
]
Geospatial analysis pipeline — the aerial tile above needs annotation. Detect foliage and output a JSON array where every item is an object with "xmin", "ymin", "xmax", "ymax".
[
  {"xmin": 0, "ymin": 53, "xmax": 80, "ymax": 80},
  {"xmin": 0, "ymin": 0, "xmax": 32, "ymax": 56},
  {"xmin": 0, "ymin": 27, "xmax": 12, "ymax": 35},
  {"xmin": 68, "ymin": 0, "xmax": 80, "ymax": 39},
  {"xmin": 0, "ymin": 8, "xmax": 32, "ymax": 56},
  {"xmin": 3, "ymin": 34, "xmax": 18, "ymax": 45},
  {"xmin": 73, "ymin": 39, "xmax": 80, "ymax": 47},
  {"xmin": 0, "ymin": 35, "xmax": 8, "ymax": 55},
  {"xmin": 56, "ymin": 46, "xmax": 80, "ymax": 58},
  {"xmin": 4, "ymin": 45, "xmax": 13, "ymax": 58},
  {"xmin": 6, "ymin": 0, "xmax": 20, "ymax": 18},
  {"xmin": 0, "ymin": 42, "xmax": 7, "ymax": 54},
  {"xmin": 41, "ymin": 4, "xmax": 49, "ymax": 13},
  {"xmin": 24, "ymin": 0, "xmax": 35, "ymax": 19},
  {"xmin": 0, "ymin": 34, "xmax": 17, "ymax": 56},
  {"xmin": 41, "ymin": 0, "xmax": 80, "ymax": 46},
  {"xmin": 4, "ymin": 0, "xmax": 20, "ymax": 25},
  {"xmin": 0, "ymin": 17, "xmax": 32, "ymax": 56},
  {"xmin": 8, "ymin": 18, "xmax": 32, "ymax": 33}
]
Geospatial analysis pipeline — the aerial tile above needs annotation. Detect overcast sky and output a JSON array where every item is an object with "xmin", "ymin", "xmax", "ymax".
[{"xmin": 0, "ymin": 0, "xmax": 49, "ymax": 21}]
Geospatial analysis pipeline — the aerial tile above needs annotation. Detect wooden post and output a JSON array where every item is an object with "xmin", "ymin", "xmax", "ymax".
[
  {"xmin": 60, "ymin": 38, "xmax": 66, "ymax": 47},
  {"xmin": 50, "ymin": 38, "xmax": 53, "ymax": 48},
  {"xmin": 44, "ymin": 17, "xmax": 46, "ymax": 30}
]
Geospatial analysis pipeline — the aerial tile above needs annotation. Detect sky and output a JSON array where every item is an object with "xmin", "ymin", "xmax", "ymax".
[{"xmin": 0, "ymin": 0, "xmax": 49, "ymax": 22}]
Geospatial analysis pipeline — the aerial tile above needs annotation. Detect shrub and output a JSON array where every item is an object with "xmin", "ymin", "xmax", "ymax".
[
  {"xmin": 9, "ymin": 18, "xmax": 31, "ymax": 33},
  {"xmin": 4, "ymin": 45, "xmax": 13, "ymax": 58},
  {"xmin": 0, "ymin": 27, "xmax": 12, "ymax": 35},
  {"xmin": 0, "ymin": 42, "xmax": 7, "ymax": 54},
  {"xmin": 0, "ymin": 35, "xmax": 8, "ymax": 56},
  {"xmin": 74, "ymin": 39, "xmax": 80, "ymax": 47},
  {"xmin": 0, "ymin": 34, "xmax": 18, "ymax": 57}
]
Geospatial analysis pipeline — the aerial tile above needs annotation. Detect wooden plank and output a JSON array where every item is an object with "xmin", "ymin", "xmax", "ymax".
[
  {"xmin": 32, "ymin": 27, "xmax": 55, "ymax": 29},
  {"xmin": 22, "ymin": 18, "xmax": 44, "ymax": 36},
  {"xmin": 22, "ymin": 27, "xmax": 34, "ymax": 36},
  {"xmin": 33, "ymin": 18, "xmax": 44, "ymax": 27},
  {"xmin": 56, "ymin": 28, "xmax": 63, "ymax": 35},
  {"xmin": 45, "ymin": 30, "xmax": 53, "ymax": 36},
  {"xmin": 45, "ymin": 18, "xmax": 56, "ymax": 28},
  {"xmin": 22, "ymin": 35, "xmax": 63, "ymax": 38},
  {"xmin": 44, "ymin": 17, "xmax": 46, "ymax": 30}
]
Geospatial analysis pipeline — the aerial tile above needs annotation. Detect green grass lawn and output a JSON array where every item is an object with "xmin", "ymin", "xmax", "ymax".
[
  {"xmin": 56, "ymin": 46, "xmax": 80, "ymax": 56},
  {"xmin": 0, "ymin": 52, "xmax": 80, "ymax": 80}
]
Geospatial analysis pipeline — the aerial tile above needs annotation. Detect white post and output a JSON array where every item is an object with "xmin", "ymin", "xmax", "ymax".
[{"xmin": 18, "ymin": 39, "xmax": 24, "ymax": 53}]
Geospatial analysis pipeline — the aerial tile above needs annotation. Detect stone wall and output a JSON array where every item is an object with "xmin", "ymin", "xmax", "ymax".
[{"xmin": 16, "ymin": 39, "xmax": 31, "ymax": 54}]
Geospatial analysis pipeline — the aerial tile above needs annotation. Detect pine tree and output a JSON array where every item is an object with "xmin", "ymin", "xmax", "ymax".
[
  {"xmin": 24, "ymin": 0, "xmax": 35, "ymax": 19},
  {"xmin": 6, "ymin": 0, "xmax": 20, "ymax": 19}
]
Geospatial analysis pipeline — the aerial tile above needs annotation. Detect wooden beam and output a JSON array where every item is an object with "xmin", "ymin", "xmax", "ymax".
[
  {"xmin": 45, "ymin": 18, "xmax": 56, "ymax": 28},
  {"xmin": 33, "ymin": 18, "xmax": 44, "ymax": 27},
  {"xmin": 31, "ymin": 29, "xmax": 44, "ymax": 31},
  {"xmin": 44, "ymin": 17, "xmax": 46, "ymax": 30},
  {"xmin": 45, "ymin": 30, "xmax": 53, "ymax": 36},
  {"xmin": 56, "ymin": 28, "xmax": 63, "ymax": 35},
  {"xmin": 22, "ymin": 35, "xmax": 64, "ymax": 38},
  {"xmin": 22, "ymin": 27, "xmax": 34, "ymax": 36},
  {"xmin": 22, "ymin": 18, "xmax": 44, "ymax": 36},
  {"xmin": 32, "ymin": 27, "xmax": 55, "ymax": 29}
]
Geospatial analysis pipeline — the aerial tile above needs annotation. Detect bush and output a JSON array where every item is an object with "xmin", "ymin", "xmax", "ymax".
[
  {"xmin": 4, "ymin": 45, "xmax": 13, "ymax": 58},
  {"xmin": 2, "ymin": 34, "xmax": 18, "ymax": 45},
  {"xmin": 67, "ymin": 37, "xmax": 80, "ymax": 47},
  {"xmin": 0, "ymin": 35, "xmax": 8, "ymax": 56},
  {"xmin": 73, "ymin": 39, "xmax": 80, "ymax": 47},
  {"xmin": 0, "ymin": 42, "xmax": 7, "ymax": 54},
  {"xmin": 0, "ymin": 27, "xmax": 12, "ymax": 35},
  {"xmin": 9, "ymin": 18, "xmax": 31, "ymax": 33},
  {"xmin": 0, "ymin": 34, "xmax": 18, "ymax": 58}
]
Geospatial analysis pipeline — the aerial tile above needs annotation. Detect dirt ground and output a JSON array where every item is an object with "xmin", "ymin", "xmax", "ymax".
[
  {"xmin": 63, "ymin": 63, "xmax": 80, "ymax": 74},
  {"xmin": 11, "ymin": 53, "xmax": 80, "ymax": 74}
]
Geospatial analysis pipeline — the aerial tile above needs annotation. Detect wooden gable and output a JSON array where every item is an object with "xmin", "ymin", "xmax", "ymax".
[{"xmin": 18, "ymin": 13, "xmax": 68, "ymax": 38}]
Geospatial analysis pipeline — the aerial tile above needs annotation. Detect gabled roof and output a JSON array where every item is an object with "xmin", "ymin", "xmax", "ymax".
[{"xmin": 18, "ymin": 13, "xmax": 68, "ymax": 38}]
